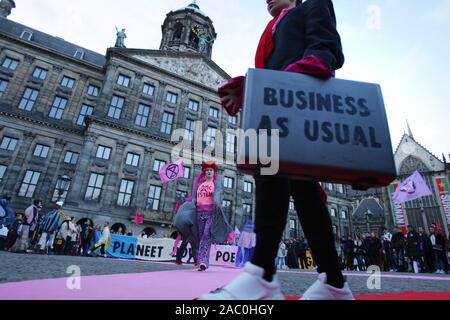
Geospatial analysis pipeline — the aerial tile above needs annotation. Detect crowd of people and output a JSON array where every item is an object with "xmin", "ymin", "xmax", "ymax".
[
  {"xmin": 337, "ymin": 226, "xmax": 450, "ymax": 274},
  {"xmin": 277, "ymin": 225, "xmax": 450, "ymax": 275},
  {"xmin": 2, "ymin": 191, "xmax": 450, "ymax": 277},
  {"xmin": 0, "ymin": 193, "xmax": 153, "ymax": 257},
  {"xmin": 276, "ymin": 237, "xmax": 312, "ymax": 270}
]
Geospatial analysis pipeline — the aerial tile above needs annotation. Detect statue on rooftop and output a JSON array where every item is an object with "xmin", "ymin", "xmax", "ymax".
[{"xmin": 115, "ymin": 27, "xmax": 126, "ymax": 48}]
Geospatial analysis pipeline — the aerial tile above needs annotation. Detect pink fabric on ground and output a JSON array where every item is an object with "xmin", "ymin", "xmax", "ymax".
[{"xmin": 0, "ymin": 266, "xmax": 241, "ymax": 300}]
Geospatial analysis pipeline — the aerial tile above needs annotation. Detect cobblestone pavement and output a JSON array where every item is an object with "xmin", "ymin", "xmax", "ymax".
[{"xmin": 1, "ymin": 251, "xmax": 449, "ymax": 297}]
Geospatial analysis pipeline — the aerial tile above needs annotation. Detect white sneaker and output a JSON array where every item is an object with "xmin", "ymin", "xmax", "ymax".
[
  {"xmin": 301, "ymin": 273, "xmax": 354, "ymax": 300},
  {"xmin": 199, "ymin": 262, "xmax": 284, "ymax": 300}
]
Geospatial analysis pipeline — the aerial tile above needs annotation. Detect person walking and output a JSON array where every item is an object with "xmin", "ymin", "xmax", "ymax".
[
  {"xmin": 201, "ymin": 0, "xmax": 352, "ymax": 300},
  {"xmin": 175, "ymin": 161, "xmax": 232, "ymax": 272}
]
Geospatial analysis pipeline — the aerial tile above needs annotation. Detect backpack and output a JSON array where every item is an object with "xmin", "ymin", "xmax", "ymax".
[{"xmin": 40, "ymin": 210, "xmax": 61, "ymax": 233}]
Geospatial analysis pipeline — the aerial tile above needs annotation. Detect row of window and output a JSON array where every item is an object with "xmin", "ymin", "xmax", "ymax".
[
  {"xmin": 330, "ymin": 207, "xmax": 348, "ymax": 220},
  {"xmin": 183, "ymin": 122, "xmax": 237, "ymax": 150},
  {"xmin": 16, "ymin": 29, "xmax": 85, "ymax": 59},
  {"xmin": 115, "ymin": 74, "xmax": 231, "ymax": 120},
  {"xmin": 0, "ymin": 138, "xmax": 254, "ymax": 191},
  {"xmin": 322, "ymin": 182, "xmax": 346, "ymax": 194},
  {"xmin": 107, "ymin": 94, "xmax": 235, "ymax": 126},
  {"xmin": 0, "ymin": 136, "xmax": 247, "ymax": 187},
  {"xmin": 3, "ymin": 168, "xmax": 255, "ymax": 213},
  {"xmin": 2, "ymin": 55, "xmax": 237, "ymax": 121},
  {"xmin": 2, "ymin": 56, "xmax": 100, "ymax": 93},
  {"xmin": 4, "ymin": 84, "xmax": 238, "ymax": 131},
  {"xmin": 288, "ymin": 197, "xmax": 348, "ymax": 220}
]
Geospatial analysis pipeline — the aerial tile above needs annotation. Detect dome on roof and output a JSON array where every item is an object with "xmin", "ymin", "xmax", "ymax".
[
  {"xmin": 187, "ymin": 3, "xmax": 200, "ymax": 10},
  {"xmin": 174, "ymin": 2, "xmax": 207, "ymax": 17},
  {"xmin": 161, "ymin": 1, "xmax": 216, "ymax": 58}
]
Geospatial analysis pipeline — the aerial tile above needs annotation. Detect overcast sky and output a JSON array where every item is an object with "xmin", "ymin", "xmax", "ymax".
[{"xmin": 9, "ymin": 0, "xmax": 450, "ymax": 161}]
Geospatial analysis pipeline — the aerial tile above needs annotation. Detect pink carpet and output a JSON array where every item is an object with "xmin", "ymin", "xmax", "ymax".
[{"xmin": 0, "ymin": 266, "xmax": 241, "ymax": 300}]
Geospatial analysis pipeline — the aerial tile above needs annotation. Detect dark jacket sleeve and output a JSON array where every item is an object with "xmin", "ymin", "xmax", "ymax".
[{"xmin": 303, "ymin": 0, "xmax": 344, "ymax": 70}]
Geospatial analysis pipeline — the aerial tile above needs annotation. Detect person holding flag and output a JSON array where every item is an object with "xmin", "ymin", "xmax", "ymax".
[
  {"xmin": 392, "ymin": 171, "xmax": 435, "ymax": 273},
  {"xmin": 175, "ymin": 161, "xmax": 232, "ymax": 271}
]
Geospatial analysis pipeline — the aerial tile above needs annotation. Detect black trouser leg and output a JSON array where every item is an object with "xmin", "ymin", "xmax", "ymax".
[
  {"xmin": 251, "ymin": 177, "xmax": 290, "ymax": 282},
  {"xmin": 291, "ymin": 180, "xmax": 345, "ymax": 288},
  {"xmin": 64, "ymin": 236, "xmax": 72, "ymax": 255}
]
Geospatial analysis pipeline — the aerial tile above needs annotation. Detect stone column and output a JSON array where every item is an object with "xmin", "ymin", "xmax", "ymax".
[
  {"xmin": 37, "ymin": 138, "xmax": 66, "ymax": 204},
  {"xmin": 6, "ymin": 132, "xmax": 36, "ymax": 193},
  {"xmin": 65, "ymin": 132, "xmax": 97, "ymax": 205},
  {"xmin": 150, "ymin": 81, "xmax": 167, "ymax": 135},
  {"xmin": 100, "ymin": 140, "xmax": 127, "ymax": 210},
  {"xmin": 134, "ymin": 147, "xmax": 154, "ymax": 208}
]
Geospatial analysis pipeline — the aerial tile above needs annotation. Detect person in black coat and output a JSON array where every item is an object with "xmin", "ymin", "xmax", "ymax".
[
  {"xmin": 342, "ymin": 236, "xmax": 355, "ymax": 270},
  {"xmin": 202, "ymin": 0, "xmax": 352, "ymax": 301},
  {"xmin": 405, "ymin": 225, "xmax": 421, "ymax": 273},
  {"xmin": 417, "ymin": 227, "xmax": 431, "ymax": 273},
  {"xmin": 391, "ymin": 228, "xmax": 406, "ymax": 271},
  {"xmin": 287, "ymin": 239, "xmax": 299, "ymax": 269},
  {"xmin": 429, "ymin": 225, "xmax": 446, "ymax": 273},
  {"xmin": 367, "ymin": 232, "xmax": 381, "ymax": 268},
  {"xmin": 354, "ymin": 237, "xmax": 366, "ymax": 271},
  {"xmin": 295, "ymin": 237, "xmax": 309, "ymax": 269}
]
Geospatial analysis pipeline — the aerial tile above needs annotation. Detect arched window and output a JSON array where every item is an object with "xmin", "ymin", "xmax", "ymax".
[
  {"xmin": 173, "ymin": 22, "xmax": 183, "ymax": 40},
  {"xmin": 399, "ymin": 156, "xmax": 429, "ymax": 175},
  {"xmin": 330, "ymin": 208, "xmax": 337, "ymax": 217},
  {"xmin": 189, "ymin": 31, "xmax": 199, "ymax": 48},
  {"xmin": 332, "ymin": 225, "xmax": 338, "ymax": 240}
]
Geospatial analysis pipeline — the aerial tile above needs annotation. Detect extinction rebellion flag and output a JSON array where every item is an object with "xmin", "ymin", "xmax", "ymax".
[
  {"xmin": 435, "ymin": 177, "xmax": 450, "ymax": 224},
  {"xmin": 392, "ymin": 171, "xmax": 432, "ymax": 204}
]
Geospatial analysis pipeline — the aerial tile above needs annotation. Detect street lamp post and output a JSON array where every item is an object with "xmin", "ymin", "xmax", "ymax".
[{"xmin": 418, "ymin": 197, "xmax": 428, "ymax": 230}]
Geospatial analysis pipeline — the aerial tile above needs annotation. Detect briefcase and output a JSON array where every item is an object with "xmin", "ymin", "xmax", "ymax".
[{"xmin": 236, "ymin": 68, "xmax": 396, "ymax": 190}]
